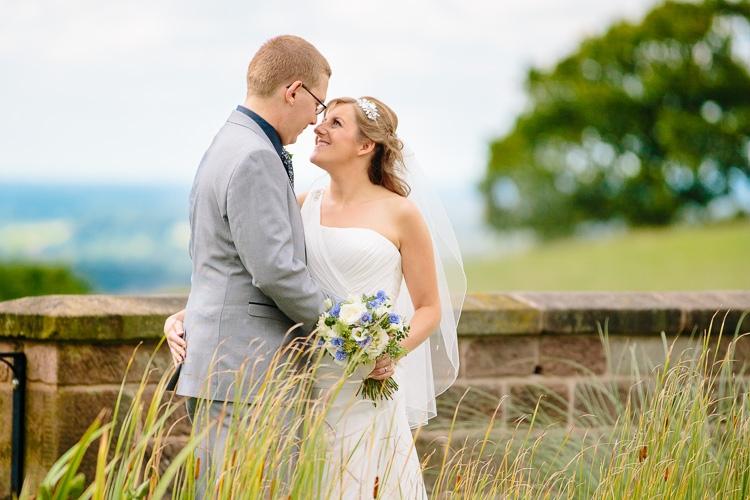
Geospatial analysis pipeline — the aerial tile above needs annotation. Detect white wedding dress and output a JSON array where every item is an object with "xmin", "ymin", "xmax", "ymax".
[{"xmin": 301, "ymin": 187, "xmax": 428, "ymax": 499}]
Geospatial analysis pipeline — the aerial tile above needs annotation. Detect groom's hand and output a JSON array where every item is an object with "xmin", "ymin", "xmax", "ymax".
[
  {"xmin": 368, "ymin": 355, "xmax": 395, "ymax": 381},
  {"xmin": 164, "ymin": 309, "xmax": 186, "ymax": 367}
]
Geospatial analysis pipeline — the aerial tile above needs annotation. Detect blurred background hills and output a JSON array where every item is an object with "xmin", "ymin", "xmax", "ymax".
[{"xmin": 1, "ymin": 179, "xmax": 747, "ymax": 298}]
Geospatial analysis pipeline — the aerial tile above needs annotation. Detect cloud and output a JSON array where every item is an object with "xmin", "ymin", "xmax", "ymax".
[{"xmin": 0, "ymin": 2, "xmax": 177, "ymax": 63}]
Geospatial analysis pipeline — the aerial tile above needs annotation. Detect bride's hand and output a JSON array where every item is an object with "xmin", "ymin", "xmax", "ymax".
[
  {"xmin": 368, "ymin": 355, "xmax": 394, "ymax": 380},
  {"xmin": 164, "ymin": 309, "xmax": 186, "ymax": 367}
]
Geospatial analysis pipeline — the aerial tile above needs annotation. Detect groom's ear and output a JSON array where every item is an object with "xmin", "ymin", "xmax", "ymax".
[{"xmin": 285, "ymin": 80, "xmax": 303, "ymax": 104}]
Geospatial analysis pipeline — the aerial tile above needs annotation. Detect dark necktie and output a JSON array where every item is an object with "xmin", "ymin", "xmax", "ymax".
[{"xmin": 280, "ymin": 148, "xmax": 294, "ymax": 189}]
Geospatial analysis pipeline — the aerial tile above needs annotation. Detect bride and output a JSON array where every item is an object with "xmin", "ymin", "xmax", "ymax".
[{"xmin": 300, "ymin": 96, "xmax": 464, "ymax": 498}]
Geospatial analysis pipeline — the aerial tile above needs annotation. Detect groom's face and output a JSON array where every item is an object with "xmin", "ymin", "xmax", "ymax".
[{"xmin": 283, "ymin": 75, "xmax": 329, "ymax": 146}]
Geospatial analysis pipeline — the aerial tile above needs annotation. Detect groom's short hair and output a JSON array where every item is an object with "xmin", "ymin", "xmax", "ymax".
[{"xmin": 247, "ymin": 35, "xmax": 331, "ymax": 97}]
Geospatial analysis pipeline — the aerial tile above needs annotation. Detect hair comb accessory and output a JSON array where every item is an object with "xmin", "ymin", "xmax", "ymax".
[{"xmin": 356, "ymin": 98, "xmax": 380, "ymax": 121}]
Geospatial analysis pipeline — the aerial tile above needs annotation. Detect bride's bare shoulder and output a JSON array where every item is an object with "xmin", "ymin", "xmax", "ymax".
[{"xmin": 379, "ymin": 193, "xmax": 424, "ymax": 227}]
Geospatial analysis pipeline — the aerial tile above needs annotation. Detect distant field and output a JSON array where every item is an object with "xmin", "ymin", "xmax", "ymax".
[{"xmin": 464, "ymin": 219, "xmax": 750, "ymax": 292}]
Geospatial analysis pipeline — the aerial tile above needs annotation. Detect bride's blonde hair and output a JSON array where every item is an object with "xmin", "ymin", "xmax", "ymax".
[{"xmin": 326, "ymin": 96, "xmax": 410, "ymax": 197}]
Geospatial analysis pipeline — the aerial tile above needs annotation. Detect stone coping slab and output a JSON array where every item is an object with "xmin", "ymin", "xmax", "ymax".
[
  {"xmin": 511, "ymin": 291, "xmax": 750, "ymax": 336},
  {"xmin": 0, "ymin": 294, "xmax": 186, "ymax": 341},
  {"xmin": 0, "ymin": 292, "xmax": 748, "ymax": 341}
]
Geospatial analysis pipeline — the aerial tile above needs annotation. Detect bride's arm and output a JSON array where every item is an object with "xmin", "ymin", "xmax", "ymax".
[{"xmin": 397, "ymin": 200, "xmax": 441, "ymax": 353}]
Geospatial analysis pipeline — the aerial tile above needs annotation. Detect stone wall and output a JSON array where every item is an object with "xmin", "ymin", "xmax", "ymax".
[
  {"xmin": 1, "ymin": 292, "xmax": 749, "ymax": 497},
  {"xmin": 0, "ymin": 295, "xmax": 184, "ymax": 497},
  {"xmin": 435, "ymin": 292, "xmax": 750, "ymax": 434}
]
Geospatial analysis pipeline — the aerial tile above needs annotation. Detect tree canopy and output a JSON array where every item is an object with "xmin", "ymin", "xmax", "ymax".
[{"xmin": 482, "ymin": 0, "xmax": 750, "ymax": 238}]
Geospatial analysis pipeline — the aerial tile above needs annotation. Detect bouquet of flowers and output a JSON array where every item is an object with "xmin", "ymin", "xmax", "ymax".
[{"xmin": 316, "ymin": 290, "xmax": 409, "ymax": 404}]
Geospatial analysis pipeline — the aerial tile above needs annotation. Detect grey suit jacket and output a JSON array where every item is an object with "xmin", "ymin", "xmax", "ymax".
[{"xmin": 174, "ymin": 109, "xmax": 327, "ymax": 402}]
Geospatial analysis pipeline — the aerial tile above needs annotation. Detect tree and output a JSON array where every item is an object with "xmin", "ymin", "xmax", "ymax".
[
  {"xmin": 482, "ymin": 0, "xmax": 750, "ymax": 238},
  {"xmin": 0, "ymin": 262, "xmax": 90, "ymax": 301}
]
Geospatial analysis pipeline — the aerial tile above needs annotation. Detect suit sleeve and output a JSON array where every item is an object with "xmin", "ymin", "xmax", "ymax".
[{"xmin": 226, "ymin": 149, "xmax": 328, "ymax": 333}]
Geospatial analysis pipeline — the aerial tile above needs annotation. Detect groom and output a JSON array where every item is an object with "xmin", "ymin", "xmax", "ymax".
[
  {"xmin": 165, "ymin": 34, "xmax": 332, "ymax": 406},
  {"xmin": 163, "ymin": 34, "xmax": 394, "ymax": 480}
]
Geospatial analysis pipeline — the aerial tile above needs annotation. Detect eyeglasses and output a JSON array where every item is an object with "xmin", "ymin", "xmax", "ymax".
[{"xmin": 289, "ymin": 82, "xmax": 327, "ymax": 115}]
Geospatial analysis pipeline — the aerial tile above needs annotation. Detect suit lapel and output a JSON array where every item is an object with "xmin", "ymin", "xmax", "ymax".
[{"xmin": 226, "ymin": 110, "xmax": 295, "ymax": 192}]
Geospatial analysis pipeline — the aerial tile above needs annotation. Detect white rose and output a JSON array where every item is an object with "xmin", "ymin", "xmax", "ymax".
[
  {"xmin": 339, "ymin": 301, "xmax": 367, "ymax": 325},
  {"xmin": 376, "ymin": 329, "xmax": 390, "ymax": 350},
  {"xmin": 365, "ymin": 328, "xmax": 390, "ymax": 358}
]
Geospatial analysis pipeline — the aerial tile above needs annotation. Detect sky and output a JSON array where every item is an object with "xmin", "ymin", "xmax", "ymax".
[{"xmin": 0, "ymin": 0, "xmax": 659, "ymax": 192}]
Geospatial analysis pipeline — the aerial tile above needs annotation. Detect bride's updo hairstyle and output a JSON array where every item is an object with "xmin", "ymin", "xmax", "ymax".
[{"xmin": 327, "ymin": 96, "xmax": 410, "ymax": 197}]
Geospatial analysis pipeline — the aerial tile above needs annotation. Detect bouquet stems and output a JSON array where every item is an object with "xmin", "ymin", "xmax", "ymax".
[{"xmin": 357, "ymin": 377, "xmax": 399, "ymax": 406}]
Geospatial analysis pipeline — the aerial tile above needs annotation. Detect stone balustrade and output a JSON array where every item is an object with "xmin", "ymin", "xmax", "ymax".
[{"xmin": 1, "ymin": 292, "xmax": 749, "ymax": 497}]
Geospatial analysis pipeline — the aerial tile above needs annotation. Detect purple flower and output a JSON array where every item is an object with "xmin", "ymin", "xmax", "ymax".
[
  {"xmin": 330, "ymin": 302, "xmax": 341, "ymax": 318},
  {"xmin": 360, "ymin": 312, "xmax": 372, "ymax": 323},
  {"xmin": 369, "ymin": 293, "xmax": 387, "ymax": 308},
  {"xmin": 356, "ymin": 337, "xmax": 372, "ymax": 348},
  {"xmin": 388, "ymin": 313, "xmax": 400, "ymax": 324},
  {"xmin": 330, "ymin": 337, "xmax": 344, "ymax": 347},
  {"xmin": 334, "ymin": 349, "xmax": 347, "ymax": 361}
]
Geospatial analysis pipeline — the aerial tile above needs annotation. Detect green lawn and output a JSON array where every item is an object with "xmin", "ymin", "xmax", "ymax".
[{"xmin": 465, "ymin": 218, "xmax": 750, "ymax": 292}]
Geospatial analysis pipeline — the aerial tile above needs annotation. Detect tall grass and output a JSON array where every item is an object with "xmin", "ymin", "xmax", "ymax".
[{"xmin": 25, "ymin": 312, "xmax": 750, "ymax": 499}]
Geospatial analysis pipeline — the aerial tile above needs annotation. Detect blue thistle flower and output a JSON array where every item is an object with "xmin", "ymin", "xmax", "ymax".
[
  {"xmin": 330, "ymin": 302, "xmax": 341, "ymax": 318},
  {"xmin": 330, "ymin": 337, "xmax": 344, "ymax": 347},
  {"xmin": 334, "ymin": 349, "xmax": 347, "ymax": 361}
]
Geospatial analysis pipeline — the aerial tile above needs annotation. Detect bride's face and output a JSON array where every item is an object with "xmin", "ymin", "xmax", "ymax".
[{"xmin": 310, "ymin": 103, "xmax": 370, "ymax": 169}]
